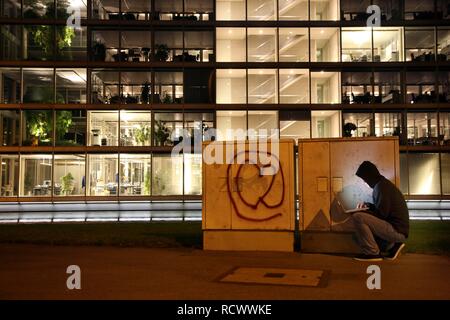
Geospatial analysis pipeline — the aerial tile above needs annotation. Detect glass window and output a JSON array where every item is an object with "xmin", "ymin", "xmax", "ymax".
[
  {"xmin": 58, "ymin": 0, "xmax": 87, "ymax": 18},
  {"xmin": 373, "ymin": 27, "xmax": 403, "ymax": 62},
  {"xmin": 406, "ymin": 71, "xmax": 436, "ymax": 104},
  {"xmin": 53, "ymin": 155, "xmax": 86, "ymax": 196},
  {"xmin": 55, "ymin": 110, "xmax": 86, "ymax": 146},
  {"xmin": 341, "ymin": 71, "xmax": 373, "ymax": 104},
  {"xmin": 152, "ymin": 154, "xmax": 183, "ymax": 195},
  {"xmin": 442, "ymin": 153, "xmax": 450, "ymax": 195},
  {"xmin": 0, "ymin": 68, "xmax": 21, "ymax": 104},
  {"xmin": 185, "ymin": 0, "xmax": 214, "ymax": 20},
  {"xmin": 373, "ymin": 0, "xmax": 402, "ymax": 21},
  {"xmin": 247, "ymin": 0, "xmax": 276, "ymax": 20},
  {"xmin": 22, "ymin": 110, "xmax": 53, "ymax": 146},
  {"xmin": 248, "ymin": 110, "xmax": 278, "ymax": 139},
  {"xmin": 341, "ymin": 27, "xmax": 372, "ymax": 62},
  {"xmin": 310, "ymin": 28, "xmax": 340, "ymax": 62},
  {"xmin": 91, "ymin": 70, "xmax": 119, "ymax": 104},
  {"xmin": 20, "ymin": 154, "xmax": 52, "ymax": 197},
  {"xmin": 279, "ymin": 111, "xmax": 311, "ymax": 142},
  {"xmin": 279, "ymin": 69, "xmax": 309, "ymax": 103},
  {"xmin": 0, "ymin": 110, "xmax": 20, "ymax": 146},
  {"xmin": 184, "ymin": 31, "xmax": 214, "ymax": 62},
  {"xmin": 184, "ymin": 153, "xmax": 202, "ymax": 195},
  {"xmin": 0, "ymin": 154, "xmax": 18, "ymax": 197},
  {"xmin": 184, "ymin": 69, "xmax": 213, "ymax": 104},
  {"xmin": 154, "ymin": 112, "xmax": 183, "ymax": 146},
  {"xmin": 92, "ymin": 0, "xmax": 119, "ymax": 20},
  {"xmin": 279, "ymin": 28, "xmax": 309, "ymax": 62},
  {"xmin": 121, "ymin": 0, "xmax": 152, "ymax": 20},
  {"xmin": 23, "ymin": 68, "xmax": 54, "ymax": 103},
  {"xmin": 399, "ymin": 153, "xmax": 408, "ymax": 194},
  {"xmin": 155, "ymin": 0, "xmax": 182, "ymax": 20},
  {"xmin": 279, "ymin": 0, "xmax": 308, "ymax": 20},
  {"xmin": 440, "ymin": 112, "xmax": 450, "ymax": 145},
  {"xmin": 120, "ymin": 30, "xmax": 152, "ymax": 62},
  {"xmin": 0, "ymin": 25, "xmax": 21, "ymax": 60},
  {"xmin": 1, "ymin": 0, "xmax": 21, "ymax": 18},
  {"xmin": 154, "ymin": 31, "xmax": 183, "ymax": 62},
  {"xmin": 375, "ymin": 112, "xmax": 403, "ymax": 140},
  {"xmin": 311, "ymin": 110, "xmax": 341, "ymax": 138},
  {"xmin": 248, "ymin": 69, "xmax": 278, "ymax": 104},
  {"xmin": 87, "ymin": 154, "xmax": 119, "ymax": 196},
  {"xmin": 56, "ymin": 68, "xmax": 87, "ymax": 104},
  {"xmin": 88, "ymin": 111, "xmax": 119, "ymax": 146},
  {"xmin": 184, "ymin": 112, "xmax": 214, "ymax": 141},
  {"xmin": 405, "ymin": 28, "xmax": 435, "ymax": 62},
  {"xmin": 407, "ymin": 112, "xmax": 438, "ymax": 145},
  {"xmin": 91, "ymin": 30, "xmax": 120, "ymax": 62},
  {"xmin": 23, "ymin": 0, "xmax": 54, "ymax": 18},
  {"xmin": 373, "ymin": 71, "xmax": 402, "ymax": 104},
  {"xmin": 437, "ymin": 28, "xmax": 450, "ymax": 61},
  {"xmin": 120, "ymin": 111, "xmax": 152, "ymax": 147},
  {"xmin": 216, "ymin": 0, "xmax": 245, "ymax": 20},
  {"xmin": 310, "ymin": 0, "xmax": 339, "ymax": 20},
  {"xmin": 23, "ymin": 25, "xmax": 55, "ymax": 61},
  {"xmin": 216, "ymin": 110, "xmax": 247, "ymax": 140},
  {"xmin": 154, "ymin": 71, "xmax": 183, "ymax": 104},
  {"xmin": 56, "ymin": 26, "xmax": 87, "ymax": 61},
  {"xmin": 341, "ymin": 0, "xmax": 370, "ymax": 21},
  {"xmin": 408, "ymin": 153, "xmax": 441, "ymax": 195},
  {"xmin": 405, "ymin": 0, "xmax": 435, "ymax": 21},
  {"xmin": 120, "ymin": 71, "xmax": 152, "ymax": 104},
  {"xmin": 119, "ymin": 154, "xmax": 151, "ymax": 196},
  {"xmin": 311, "ymin": 71, "xmax": 340, "ymax": 104},
  {"xmin": 216, "ymin": 69, "xmax": 247, "ymax": 104},
  {"xmin": 437, "ymin": 0, "xmax": 450, "ymax": 19},
  {"xmin": 248, "ymin": 28, "xmax": 277, "ymax": 62},
  {"xmin": 216, "ymin": 28, "xmax": 246, "ymax": 62},
  {"xmin": 438, "ymin": 70, "xmax": 450, "ymax": 102},
  {"xmin": 343, "ymin": 112, "xmax": 373, "ymax": 137}
]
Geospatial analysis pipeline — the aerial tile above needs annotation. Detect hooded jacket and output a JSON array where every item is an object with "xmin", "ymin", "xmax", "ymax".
[{"xmin": 356, "ymin": 161, "xmax": 409, "ymax": 238}]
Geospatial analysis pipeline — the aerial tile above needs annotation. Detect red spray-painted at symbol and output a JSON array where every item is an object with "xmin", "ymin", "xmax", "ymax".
[{"xmin": 226, "ymin": 151, "xmax": 285, "ymax": 222}]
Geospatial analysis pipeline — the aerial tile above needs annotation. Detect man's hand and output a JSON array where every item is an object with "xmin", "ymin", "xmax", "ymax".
[{"xmin": 356, "ymin": 202, "xmax": 368, "ymax": 209}]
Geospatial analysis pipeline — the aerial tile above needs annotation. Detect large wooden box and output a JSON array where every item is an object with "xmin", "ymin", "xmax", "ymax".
[
  {"xmin": 202, "ymin": 140, "xmax": 296, "ymax": 251},
  {"xmin": 298, "ymin": 137, "xmax": 400, "ymax": 253}
]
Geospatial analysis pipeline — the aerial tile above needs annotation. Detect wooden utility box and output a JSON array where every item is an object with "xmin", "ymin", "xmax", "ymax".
[
  {"xmin": 202, "ymin": 139, "xmax": 296, "ymax": 252},
  {"xmin": 298, "ymin": 137, "xmax": 400, "ymax": 253}
]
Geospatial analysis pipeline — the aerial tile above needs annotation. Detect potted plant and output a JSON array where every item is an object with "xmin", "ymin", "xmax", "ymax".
[
  {"xmin": 343, "ymin": 122, "xmax": 357, "ymax": 137},
  {"xmin": 24, "ymin": 172, "xmax": 33, "ymax": 196},
  {"xmin": 154, "ymin": 44, "xmax": 169, "ymax": 62},
  {"xmin": 26, "ymin": 111, "xmax": 52, "ymax": 146},
  {"xmin": 154, "ymin": 120, "xmax": 170, "ymax": 146},
  {"xmin": 141, "ymin": 82, "xmax": 150, "ymax": 104},
  {"xmin": 92, "ymin": 41, "xmax": 106, "ymax": 61},
  {"xmin": 61, "ymin": 172, "xmax": 75, "ymax": 196},
  {"xmin": 134, "ymin": 125, "xmax": 151, "ymax": 146},
  {"xmin": 55, "ymin": 111, "xmax": 73, "ymax": 145}
]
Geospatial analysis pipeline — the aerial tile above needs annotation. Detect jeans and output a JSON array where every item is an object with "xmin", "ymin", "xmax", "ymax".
[{"xmin": 352, "ymin": 212, "xmax": 406, "ymax": 255}]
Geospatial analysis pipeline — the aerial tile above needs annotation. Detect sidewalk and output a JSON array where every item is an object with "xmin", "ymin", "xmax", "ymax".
[{"xmin": 0, "ymin": 244, "xmax": 449, "ymax": 300}]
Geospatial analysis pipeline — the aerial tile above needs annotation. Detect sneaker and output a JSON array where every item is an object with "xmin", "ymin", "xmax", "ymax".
[
  {"xmin": 353, "ymin": 254, "xmax": 383, "ymax": 262},
  {"xmin": 385, "ymin": 243, "xmax": 405, "ymax": 261}
]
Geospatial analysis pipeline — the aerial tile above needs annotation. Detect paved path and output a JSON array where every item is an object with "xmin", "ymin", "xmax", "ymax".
[{"xmin": 1, "ymin": 244, "xmax": 449, "ymax": 300}]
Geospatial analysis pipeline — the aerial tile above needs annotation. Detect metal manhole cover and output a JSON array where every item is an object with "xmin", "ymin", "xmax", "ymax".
[{"xmin": 219, "ymin": 267, "xmax": 328, "ymax": 287}]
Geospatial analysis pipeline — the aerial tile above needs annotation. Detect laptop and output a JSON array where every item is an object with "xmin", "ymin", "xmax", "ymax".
[{"xmin": 337, "ymin": 199, "xmax": 369, "ymax": 214}]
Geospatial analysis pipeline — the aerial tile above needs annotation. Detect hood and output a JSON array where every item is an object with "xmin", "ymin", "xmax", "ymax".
[{"xmin": 355, "ymin": 161, "xmax": 382, "ymax": 188}]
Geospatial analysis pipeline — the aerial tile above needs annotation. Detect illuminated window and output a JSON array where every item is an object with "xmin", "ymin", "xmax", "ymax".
[
  {"xmin": 373, "ymin": 27, "xmax": 403, "ymax": 62},
  {"xmin": 0, "ymin": 155, "xmax": 18, "ymax": 197},
  {"xmin": 119, "ymin": 154, "xmax": 151, "ymax": 196},
  {"xmin": 407, "ymin": 112, "xmax": 438, "ymax": 145},
  {"xmin": 216, "ymin": 0, "xmax": 245, "ymax": 20},
  {"xmin": 311, "ymin": 71, "xmax": 340, "ymax": 104},
  {"xmin": 279, "ymin": 69, "xmax": 309, "ymax": 103},
  {"xmin": 53, "ymin": 154, "xmax": 86, "ymax": 196},
  {"xmin": 247, "ymin": 0, "xmax": 276, "ymax": 21},
  {"xmin": 22, "ymin": 110, "xmax": 53, "ymax": 146},
  {"xmin": 310, "ymin": 0, "xmax": 339, "ymax": 20},
  {"xmin": 375, "ymin": 112, "xmax": 403, "ymax": 139},
  {"xmin": 87, "ymin": 154, "xmax": 119, "ymax": 196},
  {"xmin": 56, "ymin": 69, "xmax": 87, "ymax": 104},
  {"xmin": 405, "ymin": 28, "xmax": 435, "ymax": 62},
  {"xmin": 280, "ymin": 110, "xmax": 311, "ymax": 141},
  {"xmin": 248, "ymin": 69, "xmax": 278, "ymax": 104},
  {"xmin": 248, "ymin": 110, "xmax": 278, "ymax": 139},
  {"xmin": 216, "ymin": 69, "xmax": 247, "ymax": 104},
  {"xmin": 343, "ymin": 112, "xmax": 373, "ymax": 137},
  {"xmin": 279, "ymin": 0, "xmax": 308, "ymax": 20},
  {"xmin": 408, "ymin": 153, "xmax": 441, "ymax": 195},
  {"xmin": 87, "ymin": 111, "xmax": 119, "ymax": 146},
  {"xmin": 310, "ymin": 28, "xmax": 340, "ymax": 62},
  {"xmin": 442, "ymin": 153, "xmax": 450, "ymax": 195},
  {"xmin": 19, "ymin": 154, "xmax": 52, "ymax": 197},
  {"xmin": 341, "ymin": 27, "xmax": 372, "ymax": 62},
  {"xmin": 152, "ymin": 154, "xmax": 183, "ymax": 195},
  {"xmin": 120, "ymin": 111, "xmax": 151, "ymax": 147},
  {"xmin": 184, "ymin": 154, "xmax": 202, "ymax": 195},
  {"xmin": 279, "ymin": 28, "xmax": 309, "ymax": 62},
  {"xmin": 311, "ymin": 110, "xmax": 341, "ymax": 138},
  {"xmin": 216, "ymin": 110, "xmax": 247, "ymax": 141},
  {"xmin": 248, "ymin": 28, "xmax": 277, "ymax": 62},
  {"xmin": 55, "ymin": 110, "xmax": 86, "ymax": 146},
  {"xmin": 216, "ymin": 28, "xmax": 246, "ymax": 62}
]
